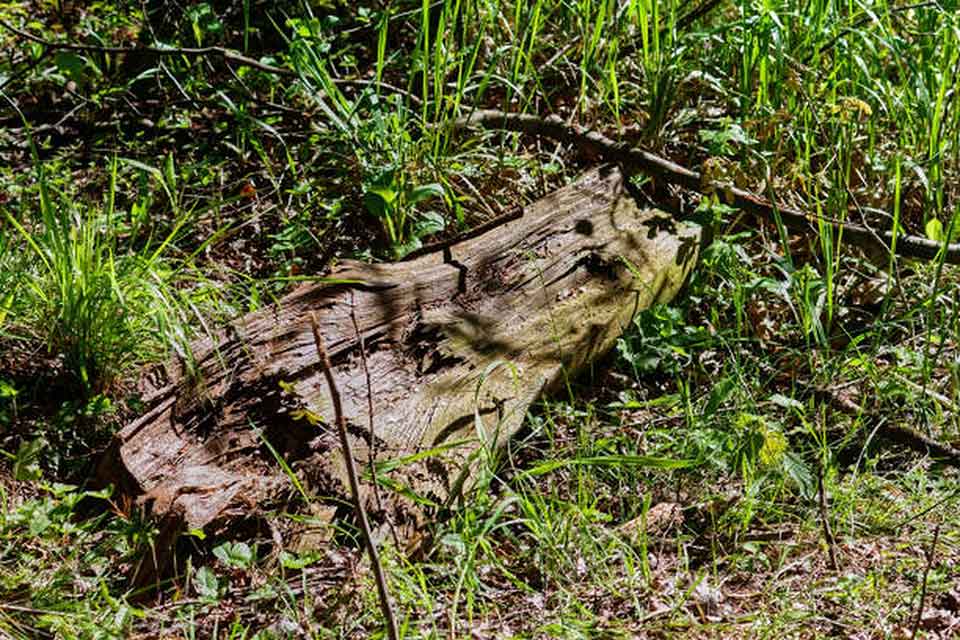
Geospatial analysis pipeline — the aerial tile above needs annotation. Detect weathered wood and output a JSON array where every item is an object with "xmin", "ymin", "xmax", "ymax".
[{"xmin": 98, "ymin": 165, "xmax": 700, "ymax": 584}]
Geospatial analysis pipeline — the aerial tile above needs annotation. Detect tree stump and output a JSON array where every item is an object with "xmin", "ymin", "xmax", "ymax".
[{"xmin": 98, "ymin": 165, "xmax": 700, "ymax": 586}]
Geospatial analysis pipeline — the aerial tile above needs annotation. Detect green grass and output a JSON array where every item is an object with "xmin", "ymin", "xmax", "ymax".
[
  {"xmin": 1, "ymin": 0, "xmax": 960, "ymax": 637},
  {"xmin": 0, "ymin": 151, "xmax": 226, "ymax": 395}
]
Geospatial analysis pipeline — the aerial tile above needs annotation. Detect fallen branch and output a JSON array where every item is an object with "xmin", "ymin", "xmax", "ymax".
[
  {"xmin": 0, "ymin": 19, "xmax": 292, "ymax": 76},
  {"xmin": 454, "ymin": 110, "xmax": 960, "ymax": 265},
  {"xmin": 99, "ymin": 166, "xmax": 699, "ymax": 586},
  {"xmin": 819, "ymin": 387, "xmax": 960, "ymax": 466}
]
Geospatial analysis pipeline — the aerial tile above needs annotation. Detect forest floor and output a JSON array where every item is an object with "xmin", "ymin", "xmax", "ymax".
[{"xmin": 2, "ymin": 0, "xmax": 960, "ymax": 638}]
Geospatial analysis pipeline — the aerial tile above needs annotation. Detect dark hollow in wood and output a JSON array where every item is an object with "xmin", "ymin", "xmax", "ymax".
[{"xmin": 97, "ymin": 166, "xmax": 701, "ymax": 588}]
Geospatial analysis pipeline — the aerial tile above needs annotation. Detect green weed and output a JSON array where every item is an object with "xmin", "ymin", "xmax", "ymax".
[{"xmin": 2, "ymin": 155, "xmax": 213, "ymax": 394}]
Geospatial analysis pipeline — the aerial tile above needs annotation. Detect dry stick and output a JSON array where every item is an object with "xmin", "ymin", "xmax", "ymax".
[
  {"xmin": 349, "ymin": 292, "xmax": 401, "ymax": 548},
  {"xmin": 309, "ymin": 313, "xmax": 400, "ymax": 640},
  {"xmin": 820, "ymin": 386, "xmax": 960, "ymax": 467},
  {"xmin": 911, "ymin": 522, "xmax": 942, "ymax": 639},
  {"xmin": 817, "ymin": 460, "xmax": 840, "ymax": 572},
  {"xmin": 454, "ymin": 110, "xmax": 960, "ymax": 265},
  {"xmin": 675, "ymin": 0, "xmax": 726, "ymax": 32},
  {"xmin": 0, "ymin": 18, "xmax": 292, "ymax": 76}
]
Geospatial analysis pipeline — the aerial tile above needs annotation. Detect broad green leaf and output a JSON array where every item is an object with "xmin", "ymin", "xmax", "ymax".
[
  {"xmin": 28, "ymin": 506, "xmax": 52, "ymax": 536},
  {"xmin": 368, "ymin": 186, "xmax": 397, "ymax": 205},
  {"xmin": 0, "ymin": 379, "xmax": 17, "ymax": 398},
  {"xmin": 280, "ymin": 550, "xmax": 322, "ymax": 569},
  {"xmin": 407, "ymin": 183, "xmax": 444, "ymax": 205},
  {"xmin": 413, "ymin": 210, "xmax": 446, "ymax": 237},
  {"xmin": 53, "ymin": 52, "xmax": 88, "ymax": 83},
  {"xmin": 769, "ymin": 393, "xmax": 804, "ymax": 412},
  {"xmin": 704, "ymin": 378, "xmax": 735, "ymax": 417},
  {"xmin": 13, "ymin": 438, "xmax": 44, "ymax": 482},
  {"xmin": 926, "ymin": 218, "xmax": 944, "ymax": 242},
  {"xmin": 391, "ymin": 236, "xmax": 422, "ymax": 259}
]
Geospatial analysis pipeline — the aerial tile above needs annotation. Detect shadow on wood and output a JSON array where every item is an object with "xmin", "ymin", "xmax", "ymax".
[{"xmin": 96, "ymin": 165, "xmax": 701, "ymax": 589}]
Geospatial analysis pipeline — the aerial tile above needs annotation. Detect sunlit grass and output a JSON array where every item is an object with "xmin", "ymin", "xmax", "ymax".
[
  {"xmin": 1, "ymin": 0, "xmax": 960, "ymax": 637},
  {"xmin": 1, "ymin": 155, "xmax": 218, "ymax": 394}
]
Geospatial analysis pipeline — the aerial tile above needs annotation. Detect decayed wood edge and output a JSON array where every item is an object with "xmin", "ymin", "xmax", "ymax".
[
  {"xmin": 453, "ymin": 109, "xmax": 960, "ymax": 264},
  {"xmin": 101, "ymin": 165, "xmax": 701, "ymax": 589}
]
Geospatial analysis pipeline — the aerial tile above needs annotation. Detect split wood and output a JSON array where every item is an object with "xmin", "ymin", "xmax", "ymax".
[{"xmin": 100, "ymin": 166, "xmax": 697, "ymax": 588}]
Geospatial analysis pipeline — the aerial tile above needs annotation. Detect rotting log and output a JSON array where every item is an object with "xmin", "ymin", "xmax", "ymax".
[{"xmin": 97, "ymin": 165, "xmax": 701, "ymax": 587}]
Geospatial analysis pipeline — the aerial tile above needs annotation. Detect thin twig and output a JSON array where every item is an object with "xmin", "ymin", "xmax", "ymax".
[
  {"xmin": 0, "ymin": 20, "xmax": 423, "ymax": 107},
  {"xmin": 454, "ymin": 109, "xmax": 960, "ymax": 265},
  {"xmin": 817, "ymin": 461, "xmax": 840, "ymax": 572},
  {"xmin": 309, "ymin": 313, "xmax": 400, "ymax": 640},
  {"xmin": 911, "ymin": 522, "xmax": 941, "ymax": 639},
  {"xmin": 819, "ymin": 385, "xmax": 960, "ymax": 466},
  {"xmin": 0, "ymin": 603, "xmax": 76, "ymax": 616},
  {"xmin": 892, "ymin": 371, "xmax": 960, "ymax": 415},
  {"xmin": 349, "ymin": 292, "xmax": 400, "ymax": 548},
  {"xmin": 0, "ymin": 47, "xmax": 51, "ymax": 92},
  {"xmin": 0, "ymin": 18, "xmax": 294, "ymax": 76}
]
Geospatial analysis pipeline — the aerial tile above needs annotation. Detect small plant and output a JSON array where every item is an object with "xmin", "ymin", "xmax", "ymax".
[
  {"xmin": 363, "ymin": 170, "xmax": 446, "ymax": 258},
  {"xmin": 699, "ymin": 119, "xmax": 757, "ymax": 157},
  {"xmin": 0, "ymin": 378, "xmax": 17, "ymax": 426},
  {"xmin": 185, "ymin": 2, "xmax": 224, "ymax": 46},
  {"xmin": 0, "ymin": 481, "xmax": 141, "ymax": 638},
  {"xmin": 617, "ymin": 303, "xmax": 711, "ymax": 377}
]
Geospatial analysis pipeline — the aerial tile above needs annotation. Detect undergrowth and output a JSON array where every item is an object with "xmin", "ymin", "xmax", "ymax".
[{"xmin": 1, "ymin": 0, "xmax": 960, "ymax": 638}]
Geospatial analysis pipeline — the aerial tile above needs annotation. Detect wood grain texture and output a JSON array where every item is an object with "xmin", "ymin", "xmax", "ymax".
[{"xmin": 99, "ymin": 165, "xmax": 701, "ymax": 584}]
